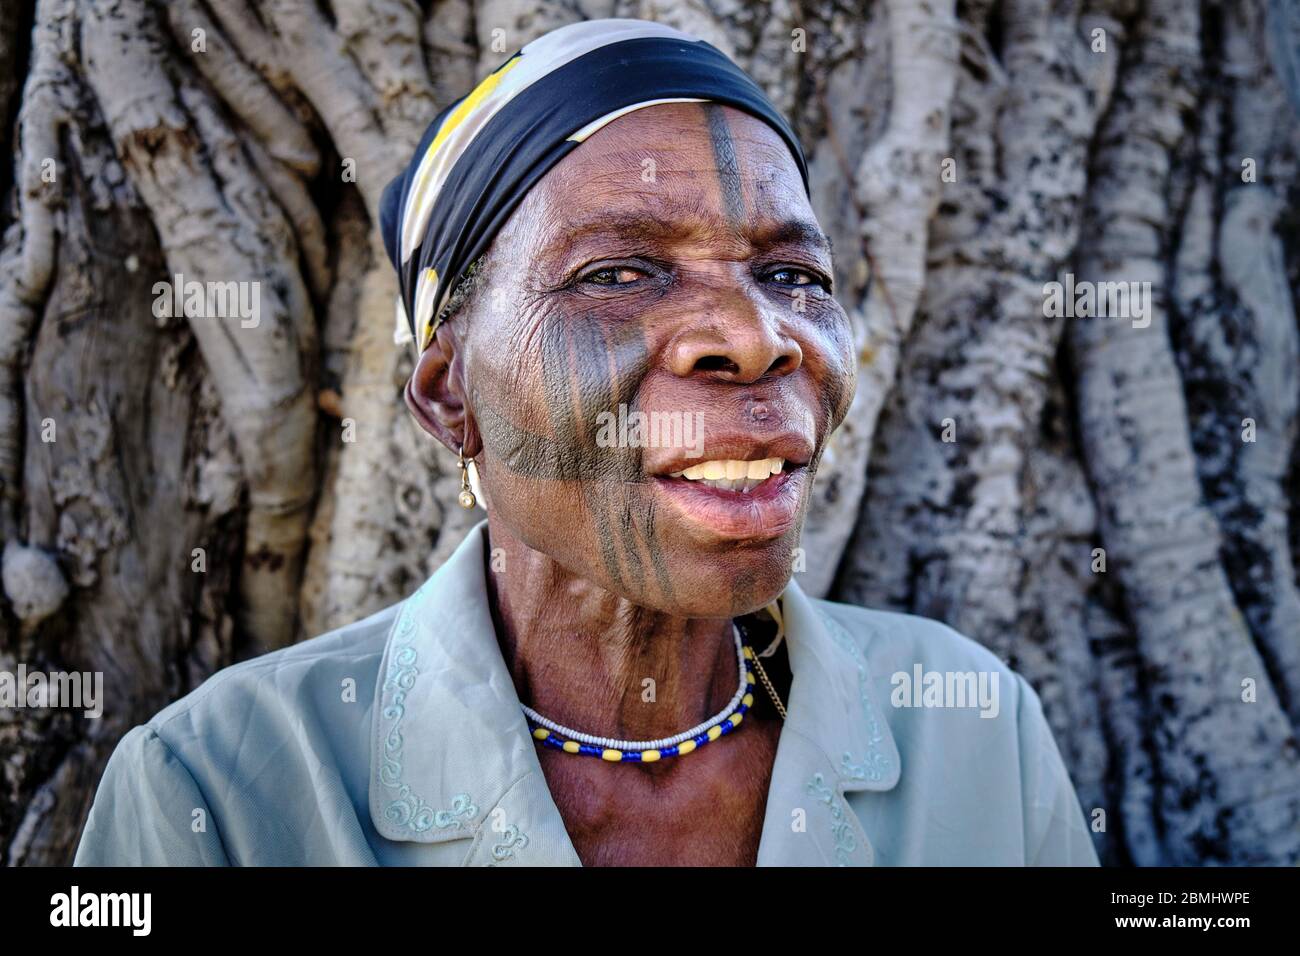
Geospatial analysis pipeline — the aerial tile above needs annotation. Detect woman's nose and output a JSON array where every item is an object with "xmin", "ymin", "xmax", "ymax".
[{"xmin": 667, "ymin": 292, "xmax": 803, "ymax": 384}]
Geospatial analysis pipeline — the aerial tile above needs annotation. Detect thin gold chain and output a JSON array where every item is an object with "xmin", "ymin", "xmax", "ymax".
[{"xmin": 749, "ymin": 653, "xmax": 787, "ymax": 721}]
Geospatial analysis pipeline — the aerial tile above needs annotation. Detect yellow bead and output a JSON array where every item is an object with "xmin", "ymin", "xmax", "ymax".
[
  {"xmin": 743, "ymin": 646, "xmax": 754, "ymax": 659},
  {"xmin": 707, "ymin": 725, "xmax": 723, "ymax": 741},
  {"xmin": 678, "ymin": 740, "xmax": 696, "ymax": 755},
  {"xmin": 642, "ymin": 750, "xmax": 661, "ymax": 762},
  {"xmin": 730, "ymin": 712, "xmax": 744, "ymax": 726},
  {"xmin": 532, "ymin": 728, "xmax": 549, "ymax": 740},
  {"xmin": 742, "ymin": 693, "xmax": 754, "ymax": 707},
  {"xmin": 747, "ymin": 672, "xmax": 756, "ymax": 684},
  {"xmin": 601, "ymin": 749, "xmax": 622, "ymax": 761},
  {"xmin": 562, "ymin": 740, "xmax": 580, "ymax": 753}
]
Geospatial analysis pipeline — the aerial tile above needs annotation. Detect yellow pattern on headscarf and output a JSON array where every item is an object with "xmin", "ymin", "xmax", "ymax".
[{"xmin": 413, "ymin": 55, "xmax": 523, "ymax": 194}]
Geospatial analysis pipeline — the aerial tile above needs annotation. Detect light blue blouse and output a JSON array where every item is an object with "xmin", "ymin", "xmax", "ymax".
[{"xmin": 75, "ymin": 521, "xmax": 1099, "ymax": 866}]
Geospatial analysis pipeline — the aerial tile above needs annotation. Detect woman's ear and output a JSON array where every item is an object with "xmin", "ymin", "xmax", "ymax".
[{"xmin": 404, "ymin": 323, "xmax": 482, "ymax": 458}]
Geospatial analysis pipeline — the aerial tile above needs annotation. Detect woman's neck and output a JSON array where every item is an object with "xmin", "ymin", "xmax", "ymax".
[{"xmin": 483, "ymin": 524, "xmax": 738, "ymax": 743}]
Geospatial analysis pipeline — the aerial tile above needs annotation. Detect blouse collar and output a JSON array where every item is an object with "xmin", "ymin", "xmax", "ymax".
[{"xmin": 369, "ymin": 520, "xmax": 900, "ymax": 865}]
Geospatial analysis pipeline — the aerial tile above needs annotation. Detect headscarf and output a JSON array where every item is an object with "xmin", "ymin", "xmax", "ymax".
[{"xmin": 379, "ymin": 18, "xmax": 809, "ymax": 353}]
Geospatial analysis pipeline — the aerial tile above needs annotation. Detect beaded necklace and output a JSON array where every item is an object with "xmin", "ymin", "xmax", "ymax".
[{"xmin": 524, "ymin": 621, "xmax": 786, "ymax": 762}]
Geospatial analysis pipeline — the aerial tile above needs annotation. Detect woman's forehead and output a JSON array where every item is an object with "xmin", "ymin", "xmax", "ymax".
[
  {"xmin": 512, "ymin": 103, "xmax": 817, "ymax": 251},
  {"xmin": 551, "ymin": 102, "xmax": 800, "ymax": 192}
]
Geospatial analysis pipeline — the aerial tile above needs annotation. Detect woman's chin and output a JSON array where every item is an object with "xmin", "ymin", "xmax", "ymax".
[{"xmin": 621, "ymin": 546, "xmax": 797, "ymax": 619}]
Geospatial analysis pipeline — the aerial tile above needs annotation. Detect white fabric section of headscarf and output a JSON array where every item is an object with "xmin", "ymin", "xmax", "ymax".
[
  {"xmin": 393, "ymin": 295, "xmax": 413, "ymax": 346},
  {"xmin": 565, "ymin": 96, "xmax": 708, "ymax": 143}
]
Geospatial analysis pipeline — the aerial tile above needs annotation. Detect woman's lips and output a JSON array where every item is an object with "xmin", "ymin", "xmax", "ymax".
[{"xmin": 652, "ymin": 465, "xmax": 806, "ymax": 541}]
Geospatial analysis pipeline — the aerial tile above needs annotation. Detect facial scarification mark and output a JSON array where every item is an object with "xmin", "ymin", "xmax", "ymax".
[
  {"xmin": 547, "ymin": 312, "xmax": 644, "ymax": 593},
  {"xmin": 471, "ymin": 310, "xmax": 650, "ymax": 481},
  {"xmin": 640, "ymin": 497, "xmax": 675, "ymax": 602},
  {"xmin": 603, "ymin": 489, "xmax": 676, "ymax": 608},
  {"xmin": 544, "ymin": 313, "xmax": 646, "ymax": 482},
  {"xmin": 574, "ymin": 315, "xmax": 679, "ymax": 604},
  {"xmin": 612, "ymin": 491, "xmax": 646, "ymax": 589},
  {"xmin": 587, "ymin": 488, "xmax": 628, "ymax": 592},
  {"xmin": 471, "ymin": 298, "xmax": 681, "ymax": 602},
  {"xmin": 704, "ymin": 104, "xmax": 745, "ymax": 226}
]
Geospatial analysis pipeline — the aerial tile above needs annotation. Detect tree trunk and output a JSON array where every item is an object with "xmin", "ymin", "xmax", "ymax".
[{"xmin": 2, "ymin": 0, "xmax": 1298, "ymax": 867}]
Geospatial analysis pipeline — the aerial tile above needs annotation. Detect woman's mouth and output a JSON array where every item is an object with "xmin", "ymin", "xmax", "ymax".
[
  {"xmin": 667, "ymin": 456, "xmax": 786, "ymax": 492},
  {"xmin": 653, "ymin": 456, "xmax": 806, "ymax": 541}
]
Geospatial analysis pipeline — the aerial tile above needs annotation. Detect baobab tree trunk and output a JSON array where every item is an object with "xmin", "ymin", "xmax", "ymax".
[{"xmin": 1, "ymin": 0, "xmax": 1297, "ymax": 867}]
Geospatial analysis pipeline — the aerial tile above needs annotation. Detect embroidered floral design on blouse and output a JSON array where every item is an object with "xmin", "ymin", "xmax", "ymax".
[
  {"xmin": 818, "ymin": 610, "xmax": 892, "ymax": 783},
  {"xmin": 378, "ymin": 585, "xmax": 480, "ymax": 833},
  {"xmin": 488, "ymin": 823, "xmax": 530, "ymax": 865},
  {"xmin": 806, "ymin": 772, "xmax": 856, "ymax": 866},
  {"xmin": 434, "ymin": 793, "xmax": 478, "ymax": 830}
]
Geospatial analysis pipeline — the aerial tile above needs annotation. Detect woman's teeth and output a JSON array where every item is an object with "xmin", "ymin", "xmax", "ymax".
[{"xmin": 668, "ymin": 457, "xmax": 785, "ymax": 492}]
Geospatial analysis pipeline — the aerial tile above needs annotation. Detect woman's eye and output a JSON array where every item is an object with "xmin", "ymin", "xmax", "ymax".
[
  {"xmin": 581, "ymin": 266, "xmax": 644, "ymax": 286},
  {"xmin": 767, "ymin": 267, "xmax": 821, "ymax": 287}
]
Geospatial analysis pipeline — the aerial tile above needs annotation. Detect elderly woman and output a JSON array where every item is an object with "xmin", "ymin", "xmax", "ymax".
[{"xmin": 75, "ymin": 19, "xmax": 1097, "ymax": 867}]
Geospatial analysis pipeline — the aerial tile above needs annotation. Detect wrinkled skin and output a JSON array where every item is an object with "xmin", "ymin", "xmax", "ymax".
[{"xmin": 406, "ymin": 103, "xmax": 855, "ymax": 865}]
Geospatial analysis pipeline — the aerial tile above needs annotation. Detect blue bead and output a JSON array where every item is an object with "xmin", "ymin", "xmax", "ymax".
[
  {"xmin": 720, "ymin": 720, "xmax": 734, "ymax": 735},
  {"xmin": 694, "ymin": 733, "xmax": 709, "ymax": 746},
  {"xmin": 578, "ymin": 744, "xmax": 601, "ymax": 756},
  {"xmin": 622, "ymin": 751, "xmax": 642, "ymax": 761},
  {"xmin": 661, "ymin": 746, "xmax": 679, "ymax": 757}
]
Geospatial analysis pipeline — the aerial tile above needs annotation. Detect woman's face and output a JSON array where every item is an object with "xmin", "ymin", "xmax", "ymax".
[{"xmin": 422, "ymin": 102, "xmax": 855, "ymax": 618}]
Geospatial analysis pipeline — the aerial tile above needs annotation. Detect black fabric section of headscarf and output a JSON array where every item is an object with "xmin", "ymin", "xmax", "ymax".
[
  {"xmin": 379, "ymin": 99, "xmax": 456, "ymax": 272},
  {"xmin": 382, "ymin": 35, "xmax": 810, "ymax": 342}
]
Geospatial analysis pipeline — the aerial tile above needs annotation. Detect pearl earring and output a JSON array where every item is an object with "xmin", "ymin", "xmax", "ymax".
[{"xmin": 457, "ymin": 446, "xmax": 477, "ymax": 509}]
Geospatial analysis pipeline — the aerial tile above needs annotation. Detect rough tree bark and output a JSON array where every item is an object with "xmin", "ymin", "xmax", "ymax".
[{"xmin": 1, "ymin": 0, "xmax": 1297, "ymax": 866}]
